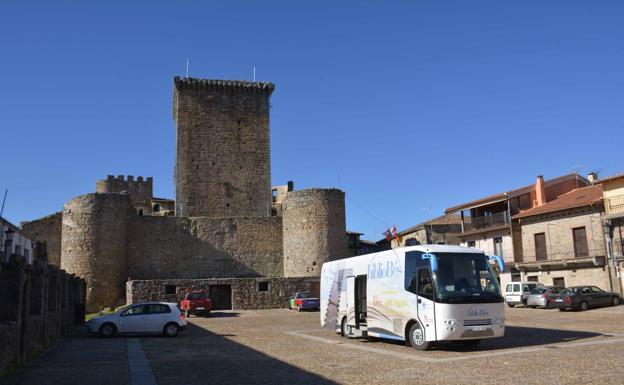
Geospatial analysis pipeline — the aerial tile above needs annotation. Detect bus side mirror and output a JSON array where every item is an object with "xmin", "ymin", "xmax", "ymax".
[
  {"xmin": 489, "ymin": 255, "xmax": 505, "ymax": 272},
  {"xmin": 421, "ymin": 253, "xmax": 438, "ymax": 273}
]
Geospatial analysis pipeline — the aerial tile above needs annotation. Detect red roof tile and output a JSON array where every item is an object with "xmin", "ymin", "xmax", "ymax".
[{"xmin": 512, "ymin": 185, "xmax": 603, "ymax": 219}]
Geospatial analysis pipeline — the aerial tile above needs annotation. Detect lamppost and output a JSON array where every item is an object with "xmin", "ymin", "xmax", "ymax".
[{"xmin": 4, "ymin": 227, "xmax": 14, "ymax": 262}]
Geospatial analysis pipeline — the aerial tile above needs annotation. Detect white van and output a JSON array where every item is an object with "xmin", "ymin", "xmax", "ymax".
[
  {"xmin": 320, "ymin": 245, "xmax": 506, "ymax": 350},
  {"xmin": 504, "ymin": 282, "xmax": 543, "ymax": 307}
]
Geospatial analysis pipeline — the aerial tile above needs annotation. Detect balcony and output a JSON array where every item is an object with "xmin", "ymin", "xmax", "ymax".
[
  {"xmin": 605, "ymin": 194, "xmax": 624, "ymax": 218},
  {"xmin": 463, "ymin": 211, "xmax": 511, "ymax": 233}
]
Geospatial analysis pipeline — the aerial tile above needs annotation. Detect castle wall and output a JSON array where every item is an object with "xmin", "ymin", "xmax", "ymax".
[
  {"xmin": 96, "ymin": 175, "xmax": 153, "ymax": 215},
  {"xmin": 20, "ymin": 212, "xmax": 63, "ymax": 266},
  {"xmin": 61, "ymin": 193, "xmax": 131, "ymax": 312},
  {"xmin": 282, "ymin": 189, "xmax": 348, "ymax": 277},
  {"xmin": 127, "ymin": 276, "xmax": 319, "ymax": 310},
  {"xmin": 173, "ymin": 77, "xmax": 274, "ymax": 218},
  {"xmin": 126, "ymin": 216, "xmax": 283, "ymax": 280}
]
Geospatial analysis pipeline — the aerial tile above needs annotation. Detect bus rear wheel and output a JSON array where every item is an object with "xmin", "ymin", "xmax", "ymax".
[
  {"xmin": 407, "ymin": 323, "xmax": 430, "ymax": 350},
  {"xmin": 340, "ymin": 317, "xmax": 351, "ymax": 337}
]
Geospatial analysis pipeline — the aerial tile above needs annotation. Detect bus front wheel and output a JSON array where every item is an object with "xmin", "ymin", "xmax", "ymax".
[{"xmin": 408, "ymin": 323, "xmax": 430, "ymax": 350}]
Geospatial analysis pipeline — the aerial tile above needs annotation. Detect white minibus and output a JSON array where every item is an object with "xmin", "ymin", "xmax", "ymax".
[{"xmin": 320, "ymin": 245, "xmax": 505, "ymax": 350}]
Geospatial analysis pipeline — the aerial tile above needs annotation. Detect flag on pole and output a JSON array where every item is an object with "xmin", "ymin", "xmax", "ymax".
[
  {"xmin": 391, "ymin": 225, "xmax": 401, "ymax": 243},
  {"xmin": 383, "ymin": 229, "xmax": 392, "ymax": 241}
]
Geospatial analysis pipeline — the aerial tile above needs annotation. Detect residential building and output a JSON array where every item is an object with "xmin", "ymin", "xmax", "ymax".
[
  {"xmin": 347, "ymin": 231, "xmax": 382, "ymax": 256},
  {"xmin": 596, "ymin": 172, "xmax": 624, "ymax": 295},
  {"xmin": 1, "ymin": 216, "xmax": 36, "ymax": 264},
  {"xmin": 445, "ymin": 173, "xmax": 587, "ymax": 287},
  {"xmin": 390, "ymin": 213, "xmax": 462, "ymax": 248},
  {"xmin": 512, "ymin": 185, "xmax": 618, "ymax": 293}
]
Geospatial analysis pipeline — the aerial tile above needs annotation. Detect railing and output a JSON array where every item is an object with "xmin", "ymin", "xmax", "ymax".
[
  {"xmin": 606, "ymin": 194, "xmax": 624, "ymax": 217},
  {"xmin": 463, "ymin": 211, "xmax": 510, "ymax": 232}
]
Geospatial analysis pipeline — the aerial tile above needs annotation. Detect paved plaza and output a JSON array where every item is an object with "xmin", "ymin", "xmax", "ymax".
[{"xmin": 2, "ymin": 305, "xmax": 624, "ymax": 385}]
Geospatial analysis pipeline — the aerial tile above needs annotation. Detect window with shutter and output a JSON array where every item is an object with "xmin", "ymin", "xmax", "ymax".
[
  {"xmin": 572, "ymin": 227, "xmax": 589, "ymax": 258},
  {"xmin": 534, "ymin": 233, "xmax": 547, "ymax": 261}
]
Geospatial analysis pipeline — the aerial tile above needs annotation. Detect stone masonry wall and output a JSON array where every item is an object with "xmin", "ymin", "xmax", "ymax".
[
  {"xmin": 173, "ymin": 77, "xmax": 274, "ymax": 218},
  {"xmin": 282, "ymin": 189, "xmax": 347, "ymax": 277},
  {"xmin": 0, "ymin": 257, "xmax": 85, "ymax": 376},
  {"xmin": 127, "ymin": 216, "xmax": 284, "ymax": 280},
  {"xmin": 519, "ymin": 207, "xmax": 605, "ymax": 262},
  {"xmin": 20, "ymin": 212, "xmax": 62, "ymax": 266},
  {"xmin": 61, "ymin": 193, "xmax": 132, "ymax": 313},
  {"xmin": 127, "ymin": 276, "xmax": 319, "ymax": 310}
]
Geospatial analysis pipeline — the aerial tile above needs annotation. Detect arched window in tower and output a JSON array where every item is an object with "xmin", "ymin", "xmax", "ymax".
[
  {"xmin": 138, "ymin": 209, "xmax": 144, "ymax": 216},
  {"xmin": 153, "ymin": 204, "xmax": 160, "ymax": 212}
]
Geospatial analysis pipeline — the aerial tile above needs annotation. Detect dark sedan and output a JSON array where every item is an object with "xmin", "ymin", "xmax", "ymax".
[{"xmin": 552, "ymin": 286, "xmax": 620, "ymax": 311}]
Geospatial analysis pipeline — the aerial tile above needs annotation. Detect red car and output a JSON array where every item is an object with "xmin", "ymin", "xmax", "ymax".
[{"xmin": 179, "ymin": 291, "xmax": 212, "ymax": 317}]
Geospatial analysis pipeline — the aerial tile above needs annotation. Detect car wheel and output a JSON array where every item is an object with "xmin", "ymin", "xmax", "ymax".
[
  {"xmin": 408, "ymin": 323, "xmax": 430, "ymax": 350},
  {"xmin": 612, "ymin": 297, "xmax": 620, "ymax": 306},
  {"xmin": 164, "ymin": 322, "xmax": 179, "ymax": 337},
  {"xmin": 99, "ymin": 323, "xmax": 116, "ymax": 338},
  {"xmin": 340, "ymin": 317, "xmax": 351, "ymax": 337},
  {"xmin": 459, "ymin": 339, "xmax": 481, "ymax": 348},
  {"xmin": 507, "ymin": 303, "xmax": 515, "ymax": 308},
  {"xmin": 579, "ymin": 301, "xmax": 588, "ymax": 311}
]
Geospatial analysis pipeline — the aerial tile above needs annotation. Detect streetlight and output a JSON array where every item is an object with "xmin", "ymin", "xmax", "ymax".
[{"xmin": 4, "ymin": 227, "xmax": 14, "ymax": 261}]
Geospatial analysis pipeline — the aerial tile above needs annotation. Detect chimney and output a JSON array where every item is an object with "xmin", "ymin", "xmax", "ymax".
[
  {"xmin": 587, "ymin": 172, "xmax": 598, "ymax": 185},
  {"xmin": 535, "ymin": 175, "xmax": 546, "ymax": 206}
]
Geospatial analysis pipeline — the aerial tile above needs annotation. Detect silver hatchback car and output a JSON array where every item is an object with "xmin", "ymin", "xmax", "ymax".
[{"xmin": 527, "ymin": 286, "xmax": 563, "ymax": 308}]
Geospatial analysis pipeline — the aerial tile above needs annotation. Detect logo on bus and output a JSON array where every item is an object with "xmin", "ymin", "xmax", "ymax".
[
  {"xmin": 467, "ymin": 305, "xmax": 489, "ymax": 317},
  {"xmin": 368, "ymin": 260, "xmax": 401, "ymax": 280}
]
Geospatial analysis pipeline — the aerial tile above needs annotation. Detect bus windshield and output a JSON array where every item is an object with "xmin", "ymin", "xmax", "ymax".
[{"xmin": 433, "ymin": 253, "xmax": 502, "ymax": 304}]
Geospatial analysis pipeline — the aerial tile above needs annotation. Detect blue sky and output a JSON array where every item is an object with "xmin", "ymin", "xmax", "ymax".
[{"xmin": 1, "ymin": 1, "xmax": 623, "ymax": 241}]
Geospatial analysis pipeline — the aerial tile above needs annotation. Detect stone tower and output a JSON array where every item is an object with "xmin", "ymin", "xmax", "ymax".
[
  {"xmin": 282, "ymin": 189, "xmax": 348, "ymax": 277},
  {"xmin": 96, "ymin": 175, "xmax": 153, "ymax": 215},
  {"xmin": 61, "ymin": 193, "xmax": 131, "ymax": 312},
  {"xmin": 173, "ymin": 77, "xmax": 275, "ymax": 218}
]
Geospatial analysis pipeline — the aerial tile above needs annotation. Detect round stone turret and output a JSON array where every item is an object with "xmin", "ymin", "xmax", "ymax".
[
  {"xmin": 282, "ymin": 188, "xmax": 347, "ymax": 277},
  {"xmin": 61, "ymin": 193, "xmax": 131, "ymax": 312}
]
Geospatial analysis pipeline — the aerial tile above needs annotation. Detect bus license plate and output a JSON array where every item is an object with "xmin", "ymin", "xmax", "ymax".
[{"xmin": 472, "ymin": 326, "xmax": 486, "ymax": 331}]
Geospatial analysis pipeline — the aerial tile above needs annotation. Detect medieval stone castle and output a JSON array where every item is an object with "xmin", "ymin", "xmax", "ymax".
[{"xmin": 22, "ymin": 77, "xmax": 348, "ymax": 312}]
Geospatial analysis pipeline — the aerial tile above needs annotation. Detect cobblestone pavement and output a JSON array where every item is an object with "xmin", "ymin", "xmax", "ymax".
[
  {"xmin": 0, "ymin": 331, "xmax": 129, "ymax": 385},
  {"xmin": 2, "ymin": 305, "xmax": 623, "ymax": 385},
  {"xmin": 142, "ymin": 305, "xmax": 624, "ymax": 385}
]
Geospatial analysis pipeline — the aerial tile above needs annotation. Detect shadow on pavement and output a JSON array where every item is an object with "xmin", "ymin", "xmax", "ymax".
[
  {"xmin": 360, "ymin": 326, "xmax": 606, "ymax": 352},
  {"xmin": 141, "ymin": 323, "xmax": 338, "ymax": 385},
  {"xmin": 187, "ymin": 311, "xmax": 241, "ymax": 319}
]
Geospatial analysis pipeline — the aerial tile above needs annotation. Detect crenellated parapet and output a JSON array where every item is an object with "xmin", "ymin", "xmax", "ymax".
[
  {"xmin": 173, "ymin": 76, "xmax": 274, "ymax": 95},
  {"xmin": 96, "ymin": 175, "xmax": 153, "ymax": 215}
]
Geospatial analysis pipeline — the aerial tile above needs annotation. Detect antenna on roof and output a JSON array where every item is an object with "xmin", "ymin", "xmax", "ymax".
[
  {"xmin": 0, "ymin": 189, "xmax": 7, "ymax": 218},
  {"xmin": 570, "ymin": 164, "xmax": 585, "ymax": 189},
  {"xmin": 186, "ymin": 58, "xmax": 189, "ymax": 78}
]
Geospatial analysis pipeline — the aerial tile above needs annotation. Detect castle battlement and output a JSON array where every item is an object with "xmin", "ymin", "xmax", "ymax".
[
  {"xmin": 100, "ymin": 175, "xmax": 153, "ymax": 189},
  {"xmin": 173, "ymin": 76, "xmax": 275, "ymax": 95}
]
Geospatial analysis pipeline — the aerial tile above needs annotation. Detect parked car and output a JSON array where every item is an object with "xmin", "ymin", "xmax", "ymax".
[
  {"xmin": 288, "ymin": 292, "xmax": 320, "ymax": 312},
  {"xmin": 504, "ymin": 282, "xmax": 544, "ymax": 307},
  {"xmin": 552, "ymin": 286, "xmax": 620, "ymax": 311},
  {"xmin": 86, "ymin": 302, "xmax": 187, "ymax": 337},
  {"xmin": 527, "ymin": 286, "xmax": 563, "ymax": 308},
  {"xmin": 180, "ymin": 291, "xmax": 212, "ymax": 317}
]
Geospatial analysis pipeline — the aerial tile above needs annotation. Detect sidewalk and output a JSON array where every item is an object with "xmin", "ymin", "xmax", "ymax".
[{"xmin": 0, "ymin": 330, "xmax": 129, "ymax": 385}]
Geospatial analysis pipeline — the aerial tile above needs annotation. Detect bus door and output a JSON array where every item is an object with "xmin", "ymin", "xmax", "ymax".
[
  {"xmin": 346, "ymin": 276, "xmax": 356, "ymax": 327},
  {"xmin": 415, "ymin": 267, "xmax": 437, "ymax": 341}
]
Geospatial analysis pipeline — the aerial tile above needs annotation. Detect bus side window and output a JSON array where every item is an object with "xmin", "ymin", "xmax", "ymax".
[{"xmin": 417, "ymin": 269, "xmax": 433, "ymax": 300}]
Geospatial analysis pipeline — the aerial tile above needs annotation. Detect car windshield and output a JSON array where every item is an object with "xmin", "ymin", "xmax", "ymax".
[
  {"xmin": 432, "ymin": 253, "xmax": 502, "ymax": 304},
  {"xmin": 531, "ymin": 288, "xmax": 547, "ymax": 294},
  {"xmin": 298, "ymin": 293, "xmax": 310, "ymax": 299},
  {"xmin": 188, "ymin": 293, "xmax": 207, "ymax": 300},
  {"xmin": 560, "ymin": 288, "xmax": 578, "ymax": 295}
]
